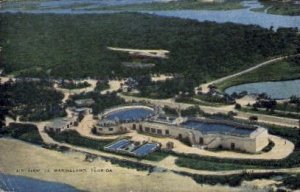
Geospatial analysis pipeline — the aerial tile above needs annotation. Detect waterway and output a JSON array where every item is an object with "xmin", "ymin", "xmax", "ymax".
[{"xmin": 0, "ymin": 1, "xmax": 299, "ymax": 29}]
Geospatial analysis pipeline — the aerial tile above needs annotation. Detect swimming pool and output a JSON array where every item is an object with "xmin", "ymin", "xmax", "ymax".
[
  {"xmin": 181, "ymin": 120, "xmax": 254, "ymax": 137},
  {"xmin": 105, "ymin": 107, "xmax": 155, "ymax": 121}
]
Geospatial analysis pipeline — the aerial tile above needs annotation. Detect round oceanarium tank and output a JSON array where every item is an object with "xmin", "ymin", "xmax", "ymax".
[{"xmin": 104, "ymin": 106, "xmax": 155, "ymax": 121}]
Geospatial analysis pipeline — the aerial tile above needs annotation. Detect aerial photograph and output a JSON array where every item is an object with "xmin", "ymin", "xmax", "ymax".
[{"xmin": 0, "ymin": 0, "xmax": 300, "ymax": 191}]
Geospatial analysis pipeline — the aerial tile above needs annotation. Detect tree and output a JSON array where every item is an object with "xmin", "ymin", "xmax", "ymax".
[
  {"xmin": 235, "ymin": 103, "xmax": 242, "ymax": 110},
  {"xmin": 249, "ymin": 115, "xmax": 258, "ymax": 122}
]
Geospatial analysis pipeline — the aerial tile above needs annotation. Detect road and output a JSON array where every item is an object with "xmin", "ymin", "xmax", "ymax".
[{"xmin": 25, "ymin": 132, "xmax": 300, "ymax": 177}]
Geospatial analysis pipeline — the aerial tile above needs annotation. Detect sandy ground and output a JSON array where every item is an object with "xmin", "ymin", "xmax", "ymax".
[
  {"xmin": 127, "ymin": 132, "xmax": 294, "ymax": 160},
  {"xmin": 54, "ymin": 78, "xmax": 123, "ymax": 100},
  {"xmin": 0, "ymin": 76, "xmax": 14, "ymax": 84},
  {"xmin": 0, "ymin": 139, "xmax": 242, "ymax": 192},
  {"xmin": 74, "ymin": 113, "xmax": 294, "ymax": 160},
  {"xmin": 241, "ymin": 179, "xmax": 280, "ymax": 192},
  {"xmin": 53, "ymin": 79, "xmax": 97, "ymax": 95},
  {"xmin": 107, "ymin": 47, "xmax": 169, "ymax": 59},
  {"xmin": 151, "ymin": 74, "xmax": 174, "ymax": 82},
  {"xmin": 5, "ymin": 116, "xmax": 59, "ymax": 144},
  {"xmin": 101, "ymin": 80, "xmax": 124, "ymax": 94},
  {"xmin": 236, "ymin": 95, "xmax": 257, "ymax": 106}
]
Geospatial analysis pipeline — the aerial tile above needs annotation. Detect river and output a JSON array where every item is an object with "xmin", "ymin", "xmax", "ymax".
[{"xmin": 0, "ymin": 1, "xmax": 299, "ymax": 29}]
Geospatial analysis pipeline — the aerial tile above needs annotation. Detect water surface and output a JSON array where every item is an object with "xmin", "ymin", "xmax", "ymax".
[
  {"xmin": 181, "ymin": 120, "xmax": 254, "ymax": 136},
  {"xmin": 0, "ymin": 1, "xmax": 299, "ymax": 29},
  {"xmin": 146, "ymin": 1, "xmax": 300, "ymax": 29},
  {"xmin": 106, "ymin": 108, "xmax": 154, "ymax": 121},
  {"xmin": 0, "ymin": 174, "xmax": 78, "ymax": 192},
  {"xmin": 225, "ymin": 79, "xmax": 300, "ymax": 99}
]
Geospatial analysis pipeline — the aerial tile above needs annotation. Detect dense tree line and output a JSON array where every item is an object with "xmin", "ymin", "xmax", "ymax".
[
  {"xmin": 47, "ymin": 130, "xmax": 113, "ymax": 150},
  {"xmin": 1, "ymin": 13, "xmax": 299, "ymax": 83},
  {"xmin": 59, "ymin": 80, "xmax": 90, "ymax": 89},
  {"xmin": 135, "ymin": 76, "xmax": 196, "ymax": 99},
  {"xmin": 67, "ymin": 91, "xmax": 125, "ymax": 115},
  {"xmin": 0, "ymin": 123, "xmax": 43, "ymax": 145},
  {"xmin": 0, "ymin": 83, "xmax": 9, "ymax": 130},
  {"xmin": 95, "ymin": 80, "xmax": 109, "ymax": 91},
  {"xmin": 1, "ymin": 80, "xmax": 66, "ymax": 121}
]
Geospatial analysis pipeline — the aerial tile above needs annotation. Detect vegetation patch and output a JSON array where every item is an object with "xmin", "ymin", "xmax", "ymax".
[
  {"xmin": 261, "ymin": 139, "xmax": 275, "ymax": 153},
  {"xmin": 175, "ymin": 156, "xmax": 258, "ymax": 171},
  {"xmin": 59, "ymin": 81, "xmax": 91, "ymax": 90},
  {"xmin": 181, "ymin": 106, "xmax": 203, "ymax": 117},
  {"xmin": 1, "ymin": 13, "xmax": 298, "ymax": 83},
  {"xmin": 240, "ymin": 106, "xmax": 300, "ymax": 119},
  {"xmin": 1, "ymin": 80, "xmax": 66, "ymax": 121},
  {"xmin": 101, "ymin": 155, "xmax": 155, "ymax": 172},
  {"xmin": 176, "ymin": 171, "xmax": 297, "ymax": 189},
  {"xmin": 217, "ymin": 57, "xmax": 300, "ymax": 91},
  {"xmin": 67, "ymin": 92, "xmax": 125, "ymax": 115},
  {"xmin": 194, "ymin": 94, "xmax": 235, "ymax": 105},
  {"xmin": 134, "ymin": 77, "xmax": 196, "ymax": 99},
  {"xmin": 258, "ymin": 0, "xmax": 300, "ymax": 16},
  {"xmin": 90, "ymin": 0, "xmax": 245, "ymax": 11},
  {"xmin": 143, "ymin": 151, "xmax": 169, "ymax": 162},
  {"xmin": 237, "ymin": 95, "xmax": 300, "ymax": 119},
  {"xmin": 281, "ymin": 174, "xmax": 300, "ymax": 190},
  {"xmin": 47, "ymin": 130, "xmax": 113, "ymax": 151},
  {"xmin": 94, "ymin": 80, "xmax": 109, "ymax": 92},
  {"xmin": 0, "ymin": 123, "xmax": 43, "ymax": 145}
]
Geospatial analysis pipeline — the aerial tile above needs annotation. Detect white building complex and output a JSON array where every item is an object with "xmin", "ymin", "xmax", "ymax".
[{"xmin": 95, "ymin": 105, "xmax": 269, "ymax": 153}]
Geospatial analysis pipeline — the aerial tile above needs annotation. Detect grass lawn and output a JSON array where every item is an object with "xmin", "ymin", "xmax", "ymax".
[
  {"xmin": 175, "ymin": 157, "xmax": 258, "ymax": 171},
  {"xmin": 240, "ymin": 106, "xmax": 300, "ymax": 119},
  {"xmin": 276, "ymin": 102, "xmax": 300, "ymax": 113},
  {"xmin": 48, "ymin": 130, "xmax": 117, "ymax": 150},
  {"xmin": 143, "ymin": 151, "xmax": 169, "ymax": 161}
]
